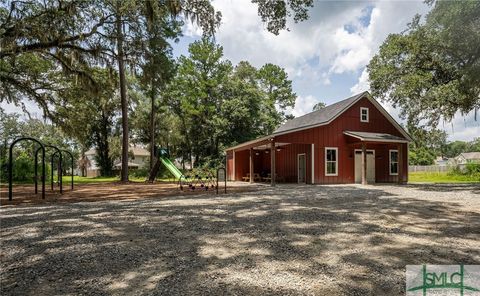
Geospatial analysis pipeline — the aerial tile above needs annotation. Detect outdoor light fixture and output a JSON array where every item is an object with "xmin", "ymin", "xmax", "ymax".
[
  {"xmin": 276, "ymin": 148, "xmax": 281, "ymax": 152},
  {"xmin": 255, "ymin": 152, "xmax": 259, "ymax": 156},
  {"xmin": 265, "ymin": 150, "xmax": 269, "ymax": 154}
]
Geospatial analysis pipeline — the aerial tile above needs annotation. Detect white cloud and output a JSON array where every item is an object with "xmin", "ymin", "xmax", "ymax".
[
  {"xmin": 440, "ymin": 112, "xmax": 480, "ymax": 142},
  {"xmin": 285, "ymin": 95, "xmax": 319, "ymax": 117},
  {"xmin": 350, "ymin": 68, "xmax": 370, "ymax": 94}
]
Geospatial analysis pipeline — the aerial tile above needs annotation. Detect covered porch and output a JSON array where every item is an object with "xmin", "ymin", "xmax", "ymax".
[
  {"xmin": 226, "ymin": 137, "xmax": 315, "ymax": 186},
  {"xmin": 343, "ymin": 131, "xmax": 409, "ymax": 185}
]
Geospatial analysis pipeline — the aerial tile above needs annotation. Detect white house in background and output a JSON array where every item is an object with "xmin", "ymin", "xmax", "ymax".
[
  {"xmin": 450, "ymin": 152, "xmax": 480, "ymax": 165},
  {"xmin": 83, "ymin": 146, "xmax": 150, "ymax": 177},
  {"xmin": 435, "ymin": 156, "xmax": 449, "ymax": 166}
]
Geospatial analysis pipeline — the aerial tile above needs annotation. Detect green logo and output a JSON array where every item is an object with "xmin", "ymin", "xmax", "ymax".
[{"xmin": 406, "ymin": 265, "xmax": 480, "ymax": 295}]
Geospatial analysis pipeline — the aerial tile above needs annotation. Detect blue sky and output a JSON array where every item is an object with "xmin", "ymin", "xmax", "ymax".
[
  {"xmin": 2, "ymin": 0, "xmax": 478, "ymax": 141},
  {"xmin": 173, "ymin": 0, "xmax": 479, "ymax": 142}
]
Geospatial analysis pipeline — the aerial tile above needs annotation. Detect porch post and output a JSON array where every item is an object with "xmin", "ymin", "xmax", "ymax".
[
  {"xmin": 271, "ymin": 140, "xmax": 276, "ymax": 187},
  {"xmin": 311, "ymin": 144, "xmax": 315, "ymax": 184},
  {"xmin": 398, "ymin": 143, "xmax": 403, "ymax": 184},
  {"xmin": 362, "ymin": 142, "xmax": 367, "ymax": 185},
  {"xmin": 249, "ymin": 148, "xmax": 254, "ymax": 183},
  {"xmin": 232, "ymin": 150, "xmax": 236, "ymax": 181}
]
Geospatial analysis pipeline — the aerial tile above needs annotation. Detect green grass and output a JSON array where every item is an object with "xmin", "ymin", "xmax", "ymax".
[{"xmin": 409, "ymin": 171, "xmax": 480, "ymax": 183}]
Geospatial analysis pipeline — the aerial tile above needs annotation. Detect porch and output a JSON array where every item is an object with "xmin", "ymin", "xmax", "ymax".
[{"xmin": 226, "ymin": 137, "xmax": 314, "ymax": 186}]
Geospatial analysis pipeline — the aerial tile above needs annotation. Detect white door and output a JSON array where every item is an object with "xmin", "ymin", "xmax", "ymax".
[
  {"xmin": 298, "ymin": 154, "xmax": 306, "ymax": 183},
  {"xmin": 354, "ymin": 150, "xmax": 375, "ymax": 183}
]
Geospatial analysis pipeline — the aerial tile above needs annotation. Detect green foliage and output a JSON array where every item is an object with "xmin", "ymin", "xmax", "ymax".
[
  {"xmin": 1, "ymin": 0, "xmax": 313, "ymax": 178},
  {"xmin": 409, "ymin": 147, "xmax": 436, "ymax": 165},
  {"xmin": 368, "ymin": 0, "xmax": 480, "ymax": 127},
  {"xmin": 442, "ymin": 138, "xmax": 480, "ymax": 158},
  {"xmin": 409, "ymin": 171, "xmax": 480, "ymax": 183},
  {"xmin": 465, "ymin": 163, "xmax": 480, "ymax": 175},
  {"xmin": 252, "ymin": 0, "xmax": 314, "ymax": 35},
  {"xmin": 312, "ymin": 102, "xmax": 326, "ymax": 111},
  {"xmin": 11, "ymin": 151, "xmax": 34, "ymax": 182},
  {"xmin": 448, "ymin": 163, "xmax": 480, "ymax": 182},
  {"xmin": 163, "ymin": 38, "xmax": 296, "ymax": 167}
]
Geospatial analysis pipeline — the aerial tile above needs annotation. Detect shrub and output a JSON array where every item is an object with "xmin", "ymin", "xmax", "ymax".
[{"xmin": 465, "ymin": 163, "xmax": 480, "ymax": 175}]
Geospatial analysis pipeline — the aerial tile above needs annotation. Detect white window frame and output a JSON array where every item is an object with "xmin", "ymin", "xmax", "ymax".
[
  {"xmin": 360, "ymin": 107, "xmax": 369, "ymax": 122},
  {"xmin": 325, "ymin": 147, "xmax": 338, "ymax": 176},
  {"xmin": 389, "ymin": 149, "xmax": 399, "ymax": 176}
]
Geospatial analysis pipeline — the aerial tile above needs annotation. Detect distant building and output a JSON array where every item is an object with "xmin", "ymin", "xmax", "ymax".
[
  {"xmin": 435, "ymin": 156, "xmax": 449, "ymax": 166},
  {"xmin": 82, "ymin": 146, "xmax": 150, "ymax": 177},
  {"xmin": 451, "ymin": 152, "xmax": 480, "ymax": 165}
]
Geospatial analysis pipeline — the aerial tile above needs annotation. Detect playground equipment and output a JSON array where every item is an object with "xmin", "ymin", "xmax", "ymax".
[
  {"xmin": 8, "ymin": 137, "xmax": 75, "ymax": 201},
  {"xmin": 61, "ymin": 150, "xmax": 75, "ymax": 190},
  {"xmin": 36, "ymin": 145, "xmax": 63, "ymax": 193},
  {"xmin": 9, "ymin": 137, "xmax": 46, "ymax": 200},
  {"xmin": 147, "ymin": 148, "xmax": 226, "ymax": 193}
]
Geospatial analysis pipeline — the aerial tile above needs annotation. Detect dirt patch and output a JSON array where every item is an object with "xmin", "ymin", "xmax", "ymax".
[{"xmin": 0, "ymin": 181, "xmax": 261, "ymax": 206}]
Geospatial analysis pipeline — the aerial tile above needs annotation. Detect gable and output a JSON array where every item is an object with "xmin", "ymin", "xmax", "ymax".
[{"xmin": 274, "ymin": 92, "xmax": 412, "ymax": 141}]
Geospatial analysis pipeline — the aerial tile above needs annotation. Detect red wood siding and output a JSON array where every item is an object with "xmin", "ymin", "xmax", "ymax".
[
  {"xmin": 230, "ymin": 96, "xmax": 409, "ymax": 184},
  {"xmin": 226, "ymin": 151, "xmax": 234, "ymax": 181}
]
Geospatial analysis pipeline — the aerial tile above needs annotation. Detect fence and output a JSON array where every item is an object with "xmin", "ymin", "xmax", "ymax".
[
  {"xmin": 408, "ymin": 164, "xmax": 467, "ymax": 173},
  {"xmin": 408, "ymin": 165, "xmax": 449, "ymax": 173}
]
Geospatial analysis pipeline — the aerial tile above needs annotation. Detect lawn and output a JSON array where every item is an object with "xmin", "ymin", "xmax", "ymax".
[{"xmin": 409, "ymin": 171, "xmax": 480, "ymax": 183}]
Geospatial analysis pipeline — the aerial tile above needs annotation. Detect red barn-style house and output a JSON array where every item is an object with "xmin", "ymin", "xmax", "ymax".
[{"xmin": 225, "ymin": 91, "xmax": 412, "ymax": 185}]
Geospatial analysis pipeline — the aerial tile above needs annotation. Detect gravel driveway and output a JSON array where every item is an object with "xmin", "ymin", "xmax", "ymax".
[{"xmin": 1, "ymin": 183, "xmax": 479, "ymax": 295}]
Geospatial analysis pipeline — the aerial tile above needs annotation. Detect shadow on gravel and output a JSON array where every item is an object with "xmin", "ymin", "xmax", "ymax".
[
  {"xmin": 403, "ymin": 183, "xmax": 480, "ymax": 194},
  {"xmin": 1, "ymin": 184, "xmax": 479, "ymax": 295}
]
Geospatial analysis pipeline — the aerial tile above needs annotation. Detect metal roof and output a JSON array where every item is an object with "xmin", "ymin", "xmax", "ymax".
[
  {"xmin": 343, "ymin": 131, "xmax": 409, "ymax": 143},
  {"xmin": 459, "ymin": 152, "xmax": 480, "ymax": 160},
  {"xmin": 274, "ymin": 92, "xmax": 367, "ymax": 134},
  {"xmin": 85, "ymin": 146, "xmax": 149, "ymax": 156},
  {"xmin": 225, "ymin": 91, "xmax": 412, "ymax": 151}
]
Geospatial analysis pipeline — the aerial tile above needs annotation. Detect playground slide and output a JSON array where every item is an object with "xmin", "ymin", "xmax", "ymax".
[{"xmin": 159, "ymin": 156, "xmax": 183, "ymax": 179}]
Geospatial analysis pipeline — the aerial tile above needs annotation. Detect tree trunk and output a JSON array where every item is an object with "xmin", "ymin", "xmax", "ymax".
[
  {"xmin": 116, "ymin": 3, "xmax": 129, "ymax": 182},
  {"xmin": 149, "ymin": 82, "xmax": 155, "ymax": 169}
]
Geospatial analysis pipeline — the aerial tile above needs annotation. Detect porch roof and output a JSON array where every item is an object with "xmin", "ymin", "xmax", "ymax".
[{"xmin": 343, "ymin": 131, "xmax": 409, "ymax": 143}]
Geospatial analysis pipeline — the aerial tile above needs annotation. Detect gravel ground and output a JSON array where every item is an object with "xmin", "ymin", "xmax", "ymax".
[{"xmin": 1, "ymin": 183, "xmax": 479, "ymax": 295}]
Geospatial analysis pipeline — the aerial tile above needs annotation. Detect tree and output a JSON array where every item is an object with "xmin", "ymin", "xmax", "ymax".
[
  {"xmin": 368, "ymin": 0, "xmax": 480, "ymax": 128},
  {"xmin": 165, "ymin": 39, "xmax": 297, "ymax": 166},
  {"xmin": 52, "ymin": 68, "xmax": 119, "ymax": 176},
  {"xmin": 257, "ymin": 63, "xmax": 296, "ymax": 134},
  {"xmin": 312, "ymin": 102, "xmax": 326, "ymax": 111},
  {"xmin": 0, "ymin": 1, "xmax": 110, "ymax": 116},
  {"xmin": 252, "ymin": 0, "xmax": 314, "ymax": 35},
  {"xmin": 139, "ymin": 4, "xmax": 180, "ymax": 169},
  {"xmin": 409, "ymin": 147, "xmax": 436, "ymax": 165},
  {"xmin": 1, "ymin": 0, "xmax": 314, "ymax": 178},
  {"xmin": 0, "ymin": 112, "xmax": 78, "ymax": 182}
]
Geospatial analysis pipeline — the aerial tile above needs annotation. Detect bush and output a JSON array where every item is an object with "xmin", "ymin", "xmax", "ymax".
[
  {"xmin": 448, "ymin": 163, "xmax": 480, "ymax": 181},
  {"xmin": 465, "ymin": 163, "xmax": 480, "ymax": 175},
  {"xmin": 130, "ymin": 166, "xmax": 150, "ymax": 178}
]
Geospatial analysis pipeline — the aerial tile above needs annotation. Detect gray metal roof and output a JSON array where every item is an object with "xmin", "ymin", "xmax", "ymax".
[
  {"xmin": 343, "ymin": 131, "xmax": 408, "ymax": 143},
  {"xmin": 274, "ymin": 92, "xmax": 367, "ymax": 134},
  {"xmin": 459, "ymin": 152, "xmax": 480, "ymax": 160}
]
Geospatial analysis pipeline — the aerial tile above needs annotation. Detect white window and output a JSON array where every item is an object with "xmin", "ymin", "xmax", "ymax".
[
  {"xmin": 389, "ymin": 150, "xmax": 399, "ymax": 175},
  {"xmin": 360, "ymin": 107, "xmax": 369, "ymax": 122},
  {"xmin": 325, "ymin": 147, "xmax": 338, "ymax": 176}
]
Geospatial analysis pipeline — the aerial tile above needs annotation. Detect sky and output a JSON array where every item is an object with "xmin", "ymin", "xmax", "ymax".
[
  {"xmin": 174, "ymin": 0, "xmax": 479, "ymax": 142},
  {"xmin": 2, "ymin": 0, "xmax": 478, "ymax": 142}
]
